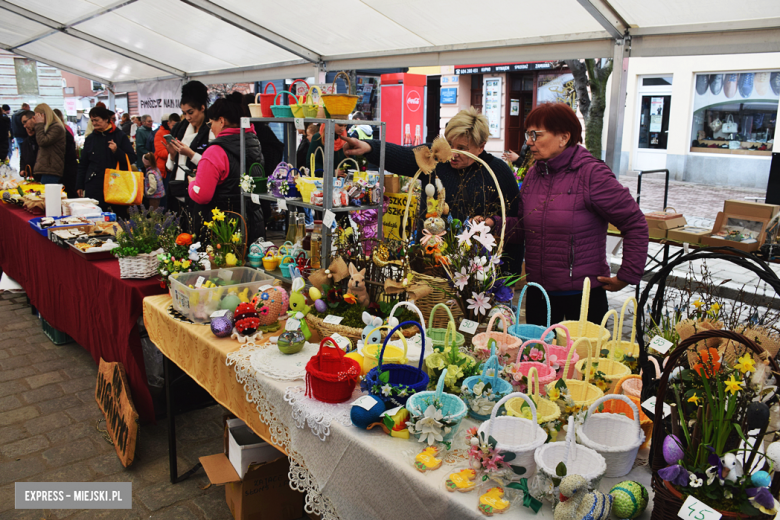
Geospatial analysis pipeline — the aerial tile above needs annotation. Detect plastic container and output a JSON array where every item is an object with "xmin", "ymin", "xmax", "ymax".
[
  {"xmin": 41, "ymin": 315, "xmax": 74, "ymax": 345},
  {"xmin": 169, "ymin": 267, "xmax": 273, "ymax": 324}
]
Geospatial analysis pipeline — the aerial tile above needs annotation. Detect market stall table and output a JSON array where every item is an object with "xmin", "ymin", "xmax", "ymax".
[
  {"xmin": 0, "ymin": 201, "xmax": 165, "ymax": 422},
  {"xmin": 143, "ymin": 293, "xmax": 653, "ymax": 520}
]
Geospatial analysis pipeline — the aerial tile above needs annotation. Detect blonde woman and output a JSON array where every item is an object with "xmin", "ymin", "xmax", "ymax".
[{"xmin": 32, "ymin": 103, "xmax": 66, "ymax": 184}]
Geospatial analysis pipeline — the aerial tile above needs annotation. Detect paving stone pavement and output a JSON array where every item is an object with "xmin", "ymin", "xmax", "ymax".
[{"xmin": 0, "ymin": 291, "xmax": 311, "ymax": 520}]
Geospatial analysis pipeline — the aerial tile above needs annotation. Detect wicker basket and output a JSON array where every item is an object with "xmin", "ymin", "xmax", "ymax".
[
  {"xmin": 321, "ymin": 72, "xmax": 359, "ymax": 119},
  {"xmin": 118, "ymin": 250, "xmax": 161, "ymax": 279},
  {"xmin": 300, "ymin": 85, "xmax": 322, "ymax": 118},
  {"xmin": 557, "ymin": 277, "xmax": 611, "ymax": 359},
  {"xmin": 472, "ymin": 312, "xmax": 523, "ymax": 364},
  {"xmin": 610, "ymin": 375, "xmax": 652, "ymax": 449},
  {"xmin": 361, "ymin": 324, "xmax": 408, "ymax": 374},
  {"xmin": 406, "ymin": 368, "xmax": 468, "ymax": 443},
  {"xmin": 477, "ymin": 392, "xmax": 548, "ymax": 478},
  {"xmin": 461, "ymin": 339, "xmax": 513, "ymax": 421},
  {"xmin": 270, "ymin": 90, "xmax": 299, "ymax": 118},
  {"xmin": 416, "ymin": 280, "xmax": 465, "ymax": 340},
  {"xmin": 365, "ymin": 321, "xmax": 429, "ymax": 407},
  {"xmin": 306, "ymin": 314, "xmax": 421, "ymax": 353},
  {"xmin": 618, "ymin": 373, "xmax": 643, "ymax": 399},
  {"xmin": 547, "ymin": 337, "xmax": 604, "ymax": 410},
  {"xmin": 305, "ymin": 337, "xmax": 361, "ymax": 403},
  {"xmin": 506, "ymin": 367, "xmax": 560, "ymax": 425},
  {"xmin": 427, "ymin": 302, "xmax": 465, "ymax": 350},
  {"xmin": 509, "ymin": 338, "xmax": 557, "ymax": 394},
  {"xmin": 576, "ymin": 394, "xmax": 645, "ymax": 477},
  {"xmin": 539, "ymin": 324, "xmax": 579, "ymax": 380},
  {"xmin": 508, "ymin": 282, "xmax": 555, "ymax": 345},
  {"xmin": 288, "ymin": 79, "xmax": 310, "ymax": 118},
  {"xmin": 574, "ymin": 310, "xmax": 631, "ymax": 393},
  {"xmin": 248, "ymin": 92, "xmax": 264, "ymax": 118}
]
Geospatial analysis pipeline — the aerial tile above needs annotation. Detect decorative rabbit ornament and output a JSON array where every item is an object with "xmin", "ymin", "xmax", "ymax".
[
  {"xmin": 289, "ymin": 277, "xmax": 313, "ymax": 340},
  {"xmin": 347, "ymin": 262, "xmax": 370, "ymax": 307},
  {"xmin": 358, "ymin": 312, "xmax": 383, "ymax": 350},
  {"xmin": 423, "ymin": 178, "xmax": 448, "ymax": 237}
]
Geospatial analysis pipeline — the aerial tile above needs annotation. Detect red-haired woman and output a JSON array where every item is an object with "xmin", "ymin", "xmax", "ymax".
[{"xmin": 482, "ymin": 103, "xmax": 648, "ymax": 325}]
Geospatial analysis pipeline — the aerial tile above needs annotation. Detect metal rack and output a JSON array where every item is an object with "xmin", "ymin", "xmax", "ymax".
[{"xmin": 239, "ymin": 117, "xmax": 386, "ymax": 277}]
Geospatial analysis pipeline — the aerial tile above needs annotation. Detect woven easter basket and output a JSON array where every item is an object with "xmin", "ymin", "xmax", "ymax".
[
  {"xmin": 508, "ymin": 338, "xmax": 557, "ymax": 394},
  {"xmin": 414, "ymin": 273, "xmax": 465, "ymax": 332},
  {"xmin": 365, "ymin": 321, "xmax": 429, "ymax": 407},
  {"xmin": 472, "ymin": 312, "xmax": 523, "ymax": 364},
  {"xmin": 613, "ymin": 296, "xmax": 641, "ymax": 361},
  {"xmin": 360, "ymin": 324, "xmax": 408, "ymax": 375},
  {"xmin": 427, "ymin": 303, "xmax": 465, "ymax": 350},
  {"xmin": 320, "ymin": 72, "xmax": 359, "ymax": 119},
  {"xmin": 305, "ymin": 337, "xmax": 361, "ymax": 403},
  {"xmin": 506, "ymin": 367, "xmax": 560, "ymax": 425},
  {"xmin": 406, "ymin": 368, "xmax": 468, "ymax": 443},
  {"xmin": 461, "ymin": 339, "xmax": 513, "ymax": 421},
  {"xmin": 287, "ymin": 79, "xmax": 310, "ymax": 118},
  {"xmin": 305, "ymin": 314, "xmax": 421, "ymax": 349},
  {"xmin": 557, "ymin": 277, "xmax": 611, "ymax": 359},
  {"xmin": 387, "ymin": 301, "xmax": 434, "ymax": 368},
  {"xmin": 574, "ymin": 310, "xmax": 631, "ymax": 393},
  {"xmin": 477, "ymin": 392, "xmax": 548, "ymax": 478},
  {"xmin": 539, "ymin": 324, "xmax": 579, "ymax": 379},
  {"xmin": 508, "ymin": 282, "xmax": 555, "ymax": 344},
  {"xmin": 546, "ymin": 337, "xmax": 604, "ymax": 409},
  {"xmin": 270, "ymin": 90, "xmax": 299, "ymax": 118},
  {"xmin": 610, "ymin": 375, "xmax": 652, "ymax": 449},
  {"xmin": 118, "ymin": 250, "xmax": 161, "ymax": 279},
  {"xmin": 650, "ymin": 330, "xmax": 780, "ymax": 520}
]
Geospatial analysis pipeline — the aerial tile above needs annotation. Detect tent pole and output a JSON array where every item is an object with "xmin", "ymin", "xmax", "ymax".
[
  {"xmin": 107, "ymin": 85, "xmax": 116, "ymax": 113},
  {"xmin": 605, "ymin": 36, "xmax": 630, "ymax": 176}
]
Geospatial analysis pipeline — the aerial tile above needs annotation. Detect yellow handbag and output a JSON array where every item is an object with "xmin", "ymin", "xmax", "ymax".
[{"xmin": 104, "ymin": 154, "xmax": 142, "ymax": 206}]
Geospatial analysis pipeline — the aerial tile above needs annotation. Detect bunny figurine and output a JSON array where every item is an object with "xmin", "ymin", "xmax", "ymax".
[
  {"xmin": 358, "ymin": 312, "xmax": 383, "ymax": 352},
  {"xmin": 288, "ymin": 277, "xmax": 313, "ymax": 340},
  {"xmin": 347, "ymin": 262, "xmax": 370, "ymax": 307},
  {"xmin": 188, "ymin": 242, "xmax": 201, "ymax": 263}
]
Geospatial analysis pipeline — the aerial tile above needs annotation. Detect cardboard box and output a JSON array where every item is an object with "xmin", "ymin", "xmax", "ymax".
[
  {"xmin": 700, "ymin": 211, "xmax": 770, "ymax": 252},
  {"xmin": 644, "ymin": 210, "xmax": 687, "ymax": 239},
  {"xmin": 200, "ymin": 418, "xmax": 303, "ymax": 520},
  {"xmin": 667, "ymin": 225, "xmax": 713, "ymax": 244},
  {"xmin": 723, "ymin": 200, "xmax": 779, "ymax": 220}
]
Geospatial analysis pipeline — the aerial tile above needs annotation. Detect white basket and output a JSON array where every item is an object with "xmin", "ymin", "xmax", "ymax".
[
  {"xmin": 118, "ymin": 249, "xmax": 161, "ymax": 279},
  {"xmin": 534, "ymin": 416, "xmax": 606, "ymax": 502},
  {"xmin": 576, "ymin": 394, "xmax": 645, "ymax": 477},
  {"xmin": 477, "ymin": 392, "xmax": 547, "ymax": 478}
]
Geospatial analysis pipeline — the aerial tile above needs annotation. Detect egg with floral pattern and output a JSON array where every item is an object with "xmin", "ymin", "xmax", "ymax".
[{"xmin": 233, "ymin": 303, "xmax": 260, "ymax": 336}]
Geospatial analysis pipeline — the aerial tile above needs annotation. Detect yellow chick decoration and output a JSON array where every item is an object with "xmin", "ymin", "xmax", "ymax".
[
  {"xmin": 446, "ymin": 469, "xmax": 477, "ymax": 493},
  {"xmin": 237, "ymin": 288, "xmax": 250, "ymax": 303},
  {"xmin": 478, "ymin": 487, "xmax": 511, "ymax": 516},
  {"xmin": 225, "ymin": 253, "xmax": 238, "ymax": 267},
  {"xmin": 414, "ymin": 446, "xmax": 443, "ymax": 473}
]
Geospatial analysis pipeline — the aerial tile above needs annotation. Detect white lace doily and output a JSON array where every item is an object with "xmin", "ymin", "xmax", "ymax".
[
  {"xmin": 248, "ymin": 341, "xmax": 319, "ymax": 381},
  {"xmin": 283, "ymin": 385, "xmax": 359, "ymax": 442}
]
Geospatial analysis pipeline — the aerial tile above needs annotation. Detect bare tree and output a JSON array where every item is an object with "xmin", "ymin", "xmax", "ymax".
[{"xmin": 564, "ymin": 58, "xmax": 613, "ymax": 158}]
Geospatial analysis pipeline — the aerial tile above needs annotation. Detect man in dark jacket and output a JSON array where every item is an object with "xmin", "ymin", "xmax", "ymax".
[
  {"xmin": 135, "ymin": 115, "xmax": 153, "ymax": 170},
  {"xmin": 62, "ymin": 129, "xmax": 79, "ymax": 198},
  {"xmin": 18, "ymin": 111, "xmax": 38, "ymax": 178},
  {"xmin": 0, "ymin": 105, "xmax": 10, "ymax": 160},
  {"xmin": 11, "ymin": 103, "xmax": 30, "ymax": 149}
]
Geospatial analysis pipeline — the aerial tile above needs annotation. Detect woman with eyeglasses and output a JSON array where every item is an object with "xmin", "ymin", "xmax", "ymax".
[{"xmin": 480, "ymin": 102, "xmax": 648, "ymax": 325}]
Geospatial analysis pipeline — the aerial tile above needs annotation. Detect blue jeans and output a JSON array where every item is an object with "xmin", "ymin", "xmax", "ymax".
[
  {"xmin": 14, "ymin": 137, "xmax": 25, "ymax": 149},
  {"xmin": 39, "ymin": 175, "xmax": 61, "ymax": 184},
  {"xmin": 303, "ymin": 208, "xmax": 314, "ymax": 226}
]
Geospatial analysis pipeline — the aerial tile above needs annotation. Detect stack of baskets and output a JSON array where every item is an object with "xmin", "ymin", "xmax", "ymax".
[
  {"xmin": 557, "ymin": 277, "xmax": 611, "ymax": 359},
  {"xmin": 574, "ymin": 310, "xmax": 631, "ymax": 393},
  {"xmin": 365, "ymin": 321, "xmax": 429, "ymax": 407},
  {"xmin": 508, "ymin": 282, "xmax": 555, "ymax": 345},
  {"xmin": 406, "ymin": 368, "xmax": 468, "ymax": 444},
  {"xmin": 305, "ymin": 337, "xmax": 361, "ymax": 403},
  {"xmin": 461, "ymin": 339, "xmax": 513, "ymax": 421}
]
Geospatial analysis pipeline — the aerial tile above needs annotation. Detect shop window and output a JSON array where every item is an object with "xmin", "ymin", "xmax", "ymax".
[
  {"xmin": 690, "ymin": 71, "xmax": 779, "ymax": 156},
  {"xmin": 643, "ymin": 76, "xmax": 672, "ymax": 86},
  {"xmin": 14, "ymin": 58, "xmax": 38, "ymax": 95}
]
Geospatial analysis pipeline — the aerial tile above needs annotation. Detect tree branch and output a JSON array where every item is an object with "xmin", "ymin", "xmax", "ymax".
[{"xmin": 564, "ymin": 59, "xmax": 591, "ymax": 123}]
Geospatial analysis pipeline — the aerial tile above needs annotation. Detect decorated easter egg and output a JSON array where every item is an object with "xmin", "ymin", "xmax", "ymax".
[
  {"xmin": 309, "ymin": 287, "xmax": 322, "ymax": 301},
  {"xmin": 265, "ymin": 286, "xmax": 289, "ymax": 314},
  {"xmin": 662, "ymin": 434, "xmax": 685, "ymax": 465},
  {"xmin": 609, "ymin": 481, "xmax": 649, "ymax": 520},
  {"xmin": 766, "ymin": 442, "xmax": 780, "ymax": 466},
  {"xmin": 752, "ymin": 470, "xmax": 771, "ymax": 488},
  {"xmin": 220, "ymin": 294, "xmax": 242, "ymax": 312},
  {"xmin": 210, "ymin": 312, "xmax": 234, "ymax": 338},
  {"xmin": 255, "ymin": 290, "xmax": 284, "ymax": 327},
  {"xmin": 233, "ymin": 303, "xmax": 260, "ymax": 336},
  {"xmin": 314, "ymin": 299, "xmax": 327, "ymax": 313}
]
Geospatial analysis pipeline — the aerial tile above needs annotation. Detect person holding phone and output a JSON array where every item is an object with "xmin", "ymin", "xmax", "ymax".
[{"xmin": 154, "ymin": 112, "xmax": 180, "ymax": 209}]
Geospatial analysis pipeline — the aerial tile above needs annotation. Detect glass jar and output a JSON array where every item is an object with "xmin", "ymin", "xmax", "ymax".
[
  {"xmin": 285, "ymin": 210, "xmax": 297, "ymax": 244},
  {"xmin": 294, "ymin": 214, "xmax": 306, "ymax": 245},
  {"xmin": 310, "ymin": 220, "xmax": 322, "ymax": 269}
]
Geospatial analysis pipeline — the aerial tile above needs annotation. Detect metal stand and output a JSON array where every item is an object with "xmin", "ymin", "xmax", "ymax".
[
  {"xmin": 164, "ymin": 355, "xmax": 203, "ymax": 484},
  {"xmin": 635, "ymin": 169, "xmax": 671, "ymax": 301}
]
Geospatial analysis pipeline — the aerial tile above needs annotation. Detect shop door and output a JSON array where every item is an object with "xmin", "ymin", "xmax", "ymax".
[
  {"xmin": 634, "ymin": 89, "xmax": 672, "ymax": 172},
  {"xmin": 505, "ymin": 94, "xmax": 533, "ymax": 153}
]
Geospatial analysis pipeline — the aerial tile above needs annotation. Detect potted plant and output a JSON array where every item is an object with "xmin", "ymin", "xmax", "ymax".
[{"xmin": 113, "ymin": 205, "xmax": 180, "ymax": 279}]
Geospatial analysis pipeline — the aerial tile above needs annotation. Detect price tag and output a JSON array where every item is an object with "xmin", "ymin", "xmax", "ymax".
[
  {"xmin": 353, "ymin": 395, "xmax": 378, "ymax": 411},
  {"xmin": 258, "ymin": 284, "xmax": 273, "ymax": 292},
  {"xmin": 251, "ymin": 194, "xmax": 260, "ymax": 205},
  {"xmin": 294, "ymin": 117, "xmax": 304, "ymax": 131},
  {"xmin": 285, "ymin": 318, "xmax": 301, "ymax": 331},
  {"xmin": 194, "ymin": 276, "xmax": 205, "ymax": 288},
  {"xmin": 642, "ymin": 396, "xmax": 672, "ymax": 419},
  {"xmin": 381, "ymin": 406, "xmax": 403, "ymax": 418},
  {"xmin": 210, "ymin": 309, "xmax": 229, "ymax": 318},
  {"xmin": 329, "ymin": 333, "xmax": 350, "ymax": 351},
  {"xmin": 649, "ymin": 335, "xmax": 674, "ymax": 355},
  {"xmin": 240, "ymin": 117, "xmax": 250, "ymax": 129},
  {"xmin": 218, "ymin": 269, "xmax": 233, "ymax": 282},
  {"xmin": 278, "ymin": 199, "xmax": 287, "ymax": 211},
  {"xmin": 323, "ymin": 315, "xmax": 344, "ymax": 325},
  {"xmin": 459, "ymin": 319, "xmax": 479, "ymax": 334},
  {"xmin": 678, "ymin": 495, "xmax": 721, "ymax": 520},
  {"xmin": 323, "ymin": 209, "xmax": 336, "ymax": 227}
]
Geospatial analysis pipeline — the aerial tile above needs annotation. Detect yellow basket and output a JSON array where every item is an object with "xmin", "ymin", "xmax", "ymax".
[
  {"xmin": 613, "ymin": 296, "xmax": 640, "ymax": 361},
  {"xmin": 547, "ymin": 337, "xmax": 604, "ymax": 409},
  {"xmin": 556, "ymin": 277, "xmax": 611, "ymax": 359},
  {"xmin": 574, "ymin": 310, "xmax": 631, "ymax": 393},
  {"xmin": 321, "ymin": 71, "xmax": 359, "ymax": 119},
  {"xmin": 296, "ymin": 178, "xmax": 321, "ymax": 204},
  {"xmin": 297, "ymin": 85, "xmax": 322, "ymax": 118},
  {"xmin": 336, "ymin": 157, "xmax": 360, "ymax": 177},
  {"xmin": 288, "ymin": 79, "xmax": 310, "ymax": 118},
  {"xmin": 361, "ymin": 324, "xmax": 408, "ymax": 374},
  {"xmin": 507, "ymin": 367, "xmax": 560, "ymax": 424}
]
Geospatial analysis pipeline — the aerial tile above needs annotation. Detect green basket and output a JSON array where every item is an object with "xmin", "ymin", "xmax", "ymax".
[{"xmin": 41, "ymin": 316, "xmax": 73, "ymax": 345}]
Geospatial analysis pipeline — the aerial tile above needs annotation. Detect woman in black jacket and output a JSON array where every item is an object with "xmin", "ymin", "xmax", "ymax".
[{"xmin": 76, "ymin": 105, "xmax": 136, "ymax": 217}]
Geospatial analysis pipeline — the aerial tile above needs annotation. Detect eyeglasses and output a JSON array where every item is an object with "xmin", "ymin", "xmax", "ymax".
[{"xmin": 525, "ymin": 130, "xmax": 546, "ymax": 142}]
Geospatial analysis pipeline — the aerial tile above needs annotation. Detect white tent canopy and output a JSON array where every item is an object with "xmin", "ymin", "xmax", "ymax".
[{"xmin": 2, "ymin": 0, "xmax": 779, "ymax": 168}]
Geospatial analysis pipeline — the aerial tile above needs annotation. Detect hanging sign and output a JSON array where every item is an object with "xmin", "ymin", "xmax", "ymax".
[
  {"xmin": 382, "ymin": 193, "xmax": 418, "ymax": 240},
  {"xmin": 137, "ymin": 79, "xmax": 184, "ymax": 122},
  {"xmin": 95, "ymin": 359, "xmax": 139, "ymax": 468}
]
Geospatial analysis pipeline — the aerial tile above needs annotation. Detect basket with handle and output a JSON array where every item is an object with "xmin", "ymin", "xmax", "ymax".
[
  {"xmin": 576, "ymin": 394, "xmax": 645, "ymax": 477},
  {"xmin": 461, "ymin": 339, "xmax": 513, "ymax": 421},
  {"xmin": 288, "ymin": 79, "xmax": 310, "ymax": 118},
  {"xmin": 539, "ymin": 324, "xmax": 579, "ymax": 379},
  {"xmin": 360, "ymin": 324, "xmax": 408, "ymax": 374},
  {"xmin": 534, "ymin": 415, "xmax": 606, "ymax": 502},
  {"xmin": 279, "ymin": 254, "xmax": 295, "ymax": 278},
  {"xmin": 271, "ymin": 90, "xmax": 300, "ymax": 119},
  {"xmin": 556, "ymin": 277, "xmax": 611, "ymax": 359},
  {"xmin": 613, "ymin": 296, "xmax": 640, "ymax": 364},
  {"xmin": 546, "ymin": 337, "xmax": 604, "ymax": 410},
  {"xmin": 508, "ymin": 338, "xmax": 556, "ymax": 393},
  {"xmin": 258, "ymin": 83, "xmax": 277, "ymax": 118},
  {"xmin": 506, "ymin": 366, "xmax": 560, "ymax": 426},
  {"xmin": 507, "ymin": 282, "xmax": 555, "ymax": 344},
  {"xmin": 477, "ymin": 392, "xmax": 548, "ymax": 477},
  {"xmin": 248, "ymin": 162, "xmax": 267, "ymax": 194},
  {"xmin": 321, "ymin": 71, "xmax": 359, "ymax": 119},
  {"xmin": 472, "ymin": 312, "xmax": 523, "ymax": 364},
  {"xmin": 406, "ymin": 368, "xmax": 468, "ymax": 444},
  {"xmin": 574, "ymin": 309, "xmax": 631, "ymax": 393},
  {"xmin": 365, "ymin": 321, "xmax": 430, "ymax": 407},
  {"xmin": 609, "ymin": 375, "xmax": 652, "ymax": 449},
  {"xmin": 305, "ymin": 337, "xmax": 361, "ymax": 403},
  {"xmin": 336, "ymin": 157, "xmax": 360, "ymax": 177},
  {"xmin": 427, "ymin": 303, "xmax": 465, "ymax": 350},
  {"xmin": 388, "ymin": 301, "xmax": 433, "ymax": 368},
  {"xmin": 247, "ymin": 93, "xmax": 263, "ymax": 118}
]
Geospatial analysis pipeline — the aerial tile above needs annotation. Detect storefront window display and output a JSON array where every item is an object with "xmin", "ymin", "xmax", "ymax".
[{"xmin": 690, "ymin": 71, "xmax": 779, "ymax": 156}]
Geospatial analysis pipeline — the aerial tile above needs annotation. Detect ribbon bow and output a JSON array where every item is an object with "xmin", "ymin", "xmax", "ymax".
[
  {"xmin": 420, "ymin": 228, "xmax": 445, "ymax": 246},
  {"xmin": 337, "ymin": 365, "xmax": 360, "ymax": 382},
  {"xmin": 413, "ymin": 135, "xmax": 454, "ymax": 174},
  {"xmin": 384, "ymin": 278, "xmax": 433, "ymax": 301},
  {"xmin": 507, "ymin": 478, "xmax": 542, "ymax": 513}
]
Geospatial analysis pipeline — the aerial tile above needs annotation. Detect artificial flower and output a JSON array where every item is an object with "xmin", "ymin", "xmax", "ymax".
[
  {"xmin": 724, "ymin": 374, "xmax": 744, "ymax": 395},
  {"xmin": 414, "ymin": 405, "xmax": 446, "ymax": 445},
  {"xmin": 231, "ymin": 232, "xmax": 241, "ymax": 243},
  {"xmin": 472, "ymin": 381, "xmax": 486, "ymax": 396},
  {"xmin": 467, "ymin": 291, "xmax": 491, "ymax": 316},
  {"xmin": 747, "ymin": 487, "xmax": 779, "ymax": 514},
  {"xmin": 444, "ymin": 364, "xmax": 465, "ymax": 387},
  {"xmin": 343, "ymin": 293, "xmax": 357, "ymax": 305},
  {"xmin": 471, "ymin": 222, "xmax": 497, "ymax": 250},
  {"xmin": 381, "ymin": 384, "xmax": 393, "ymax": 396},
  {"xmin": 453, "ymin": 268, "xmax": 470, "ymax": 291},
  {"xmin": 181, "ymin": 260, "xmax": 191, "ymax": 269},
  {"xmin": 471, "ymin": 256, "xmax": 489, "ymax": 281},
  {"xmin": 470, "ymin": 396, "xmax": 495, "ymax": 416},
  {"xmin": 173, "ymin": 260, "xmax": 181, "ymax": 268},
  {"xmin": 547, "ymin": 386, "xmax": 561, "ymax": 401},
  {"xmin": 735, "ymin": 353, "xmax": 756, "ymax": 374},
  {"xmin": 529, "ymin": 347, "xmax": 544, "ymax": 362},
  {"xmin": 692, "ymin": 348, "xmax": 721, "ymax": 378},
  {"xmin": 689, "ymin": 473, "xmax": 703, "ymax": 488},
  {"xmin": 688, "ymin": 393, "xmax": 700, "ymax": 406},
  {"xmin": 456, "ymin": 226, "xmax": 475, "ymax": 248},
  {"xmin": 658, "ymin": 464, "xmax": 689, "ymax": 487}
]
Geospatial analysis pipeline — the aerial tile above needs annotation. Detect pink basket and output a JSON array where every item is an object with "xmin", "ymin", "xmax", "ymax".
[
  {"xmin": 540, "ymin": 324, "xmax": 579, "ymax": 379},
  {"xmin": 472, "ymin": 313, "xmax": 523, "ymax": 365},
  {"xmin": 507, "ymin": 339, "xmax": 556, "ymax": 394}
]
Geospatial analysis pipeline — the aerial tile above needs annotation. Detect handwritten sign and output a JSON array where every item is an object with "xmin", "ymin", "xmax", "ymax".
[
  {"xmin": 642, "ymin": 396, "xmax": 672, "ymax": 419},
  {"xmin": 678, "ymin": 495, "xmax": 721, "ymax": 520},
  {"xmin": 323, "ymin": 315, "xmax": 344, "ymax": 325},
  {"xmin": 649, "ymin": 335, "xmax": 673, "ymax": 355},
  {"xmin": 286, "ymin": 318, "xmax": 301, "ymax": 331},
  {"xmin": 95, "ymin": 359, "xmax": 139, "ymax": 467},
  {"xmin": 382, "ymin": 193, "xmax": 418, "ymax": 240},
  {"xmin": 459, "ymin": 319, "xmax": 479, "ymax": 334}
]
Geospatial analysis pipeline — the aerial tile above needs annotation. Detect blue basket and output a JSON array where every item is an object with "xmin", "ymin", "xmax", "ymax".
[
  {"xmin": 462, "ymin": 339, "xmax": 514, "ymax": 421},
  {"xmin": 365, "ymin": 321, "xmax": 429, "ymax": 408},
  {"xmin": 508, "ymin": 282, "xmax": 554, "ymax": 344},
  {"xmin": 279, "ymin": 255, "xmax": 295, "ymax": 278},
  {"xmin": 406, "ymin": 368, "xmax": 468, "ymax": 443}
]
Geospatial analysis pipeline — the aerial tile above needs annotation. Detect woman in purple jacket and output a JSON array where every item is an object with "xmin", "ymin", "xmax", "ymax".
[{"xmin": 484, "ymin": 103, "xmax": 648, "ymax": 325}]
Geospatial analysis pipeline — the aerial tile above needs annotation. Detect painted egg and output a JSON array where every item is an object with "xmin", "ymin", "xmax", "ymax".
[
  {"xmin": 255, "ymin": 290, "xmax": 283, "ymax": 326},
  {"xmin": 314, "ymin": 299, "xmax": 327, "ymax": 313},
  {"xmin": 234, "ymin": 303, "xmax": 260, "ymax": 336},
  {"xmin": 210, "ymin": 315, "xmax": 233, "ymax": 338},
  {"xmin": 766, "ymin": 442, "xmax": 780, "ymax": 465},
  {"xmin": 751, "ymin": 470, "xmax": 771, "ymax": 488},
  {"xmin": 220, "ymin": 294, "xmax": 242, "ymax": 312},
  {"xmin": 309, "ymin": 287, "xmax": 322, "ymax": 301},
  {"xmin": 747, "ymin": 402, "xmax": 771, "ymax": 430},
  {"xmin": 662, "ymin": 434, "xmax": 685, "ymax": 465}
]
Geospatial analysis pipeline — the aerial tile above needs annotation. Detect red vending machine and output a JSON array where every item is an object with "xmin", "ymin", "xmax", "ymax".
[{"xmin": 380, "ymin": 73, "xmax": 427, "ymax": 146}]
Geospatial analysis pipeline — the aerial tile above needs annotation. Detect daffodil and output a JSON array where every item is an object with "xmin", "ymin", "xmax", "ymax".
[
  {"xmin": 734, "ymin": 353, "xmax": 755, "ymax": 374},
  {"xmin": 688, "ymin": 393, "xmax": 700, "ymax": 406},
  {"xmin": 724, "ymin": 374, "xmax": 744, "ymax": 395},
  {"xmin": 547, "ymin": 386, "xmax": 561, "ymax": 401},
  {"xmin": 212, "ymin": 209, "xmax": 225, "ymax": 221},
  {"xmin": 204, "ymin": 221, "xmax": 213, "ymax": 229},
  {"xmin": 231, "ymin": 232, "xmax": 241, "ymax": 243},
  {"xmin": 181, "ymin": 260, "xmax": 191, "ymax": 269},
  {"xmin": 711, "ymin": 302, "xmax": 721, "ymax": 312},
  {"xmin": 693, "ymin": 300, "xmax": 704, "ymax": 309}
]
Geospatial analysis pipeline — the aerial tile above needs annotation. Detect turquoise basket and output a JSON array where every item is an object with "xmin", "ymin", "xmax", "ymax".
[
  {"xmin": 508, "ymin": 282, "xmax": 555, "ymax": 344},
  {"xmin": 461, "ymin": 339, "xmax": 513, "ymax": 421},
  {"xmin": 406, "ymin": 368, "xmax": 468, "ymax": 443}
]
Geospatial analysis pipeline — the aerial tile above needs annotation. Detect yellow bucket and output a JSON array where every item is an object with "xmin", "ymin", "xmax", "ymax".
[{"xmin": 361, "ymin": 324, "xmax": 408, "ymax": 374}]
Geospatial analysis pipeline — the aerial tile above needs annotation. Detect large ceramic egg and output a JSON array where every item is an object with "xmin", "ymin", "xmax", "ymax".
[
  {"xmin": 234, "ymin": 303, "xmax": 260, "ymax": 336},
  {"xmin": 314, "ymin": 299, "xmax": 327, "ymax": 313},
  {"xmin": 662, "ymin": 434, "xmax": 685, "ymax": 465}
]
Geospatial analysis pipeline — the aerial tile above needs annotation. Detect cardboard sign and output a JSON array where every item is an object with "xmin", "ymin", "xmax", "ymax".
[
  {"xmin": 382, "ymin": 192, "xmax": 418, "ymax": 240},
  {"xmin": 95, "ymin": 359, "xmax": 139, "ymax": 467}
]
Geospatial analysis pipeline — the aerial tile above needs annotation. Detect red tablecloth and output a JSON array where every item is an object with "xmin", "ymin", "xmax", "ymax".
[{"xmin": 0, "ymin": 202, "xmax": 165, "ymax": 422}]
